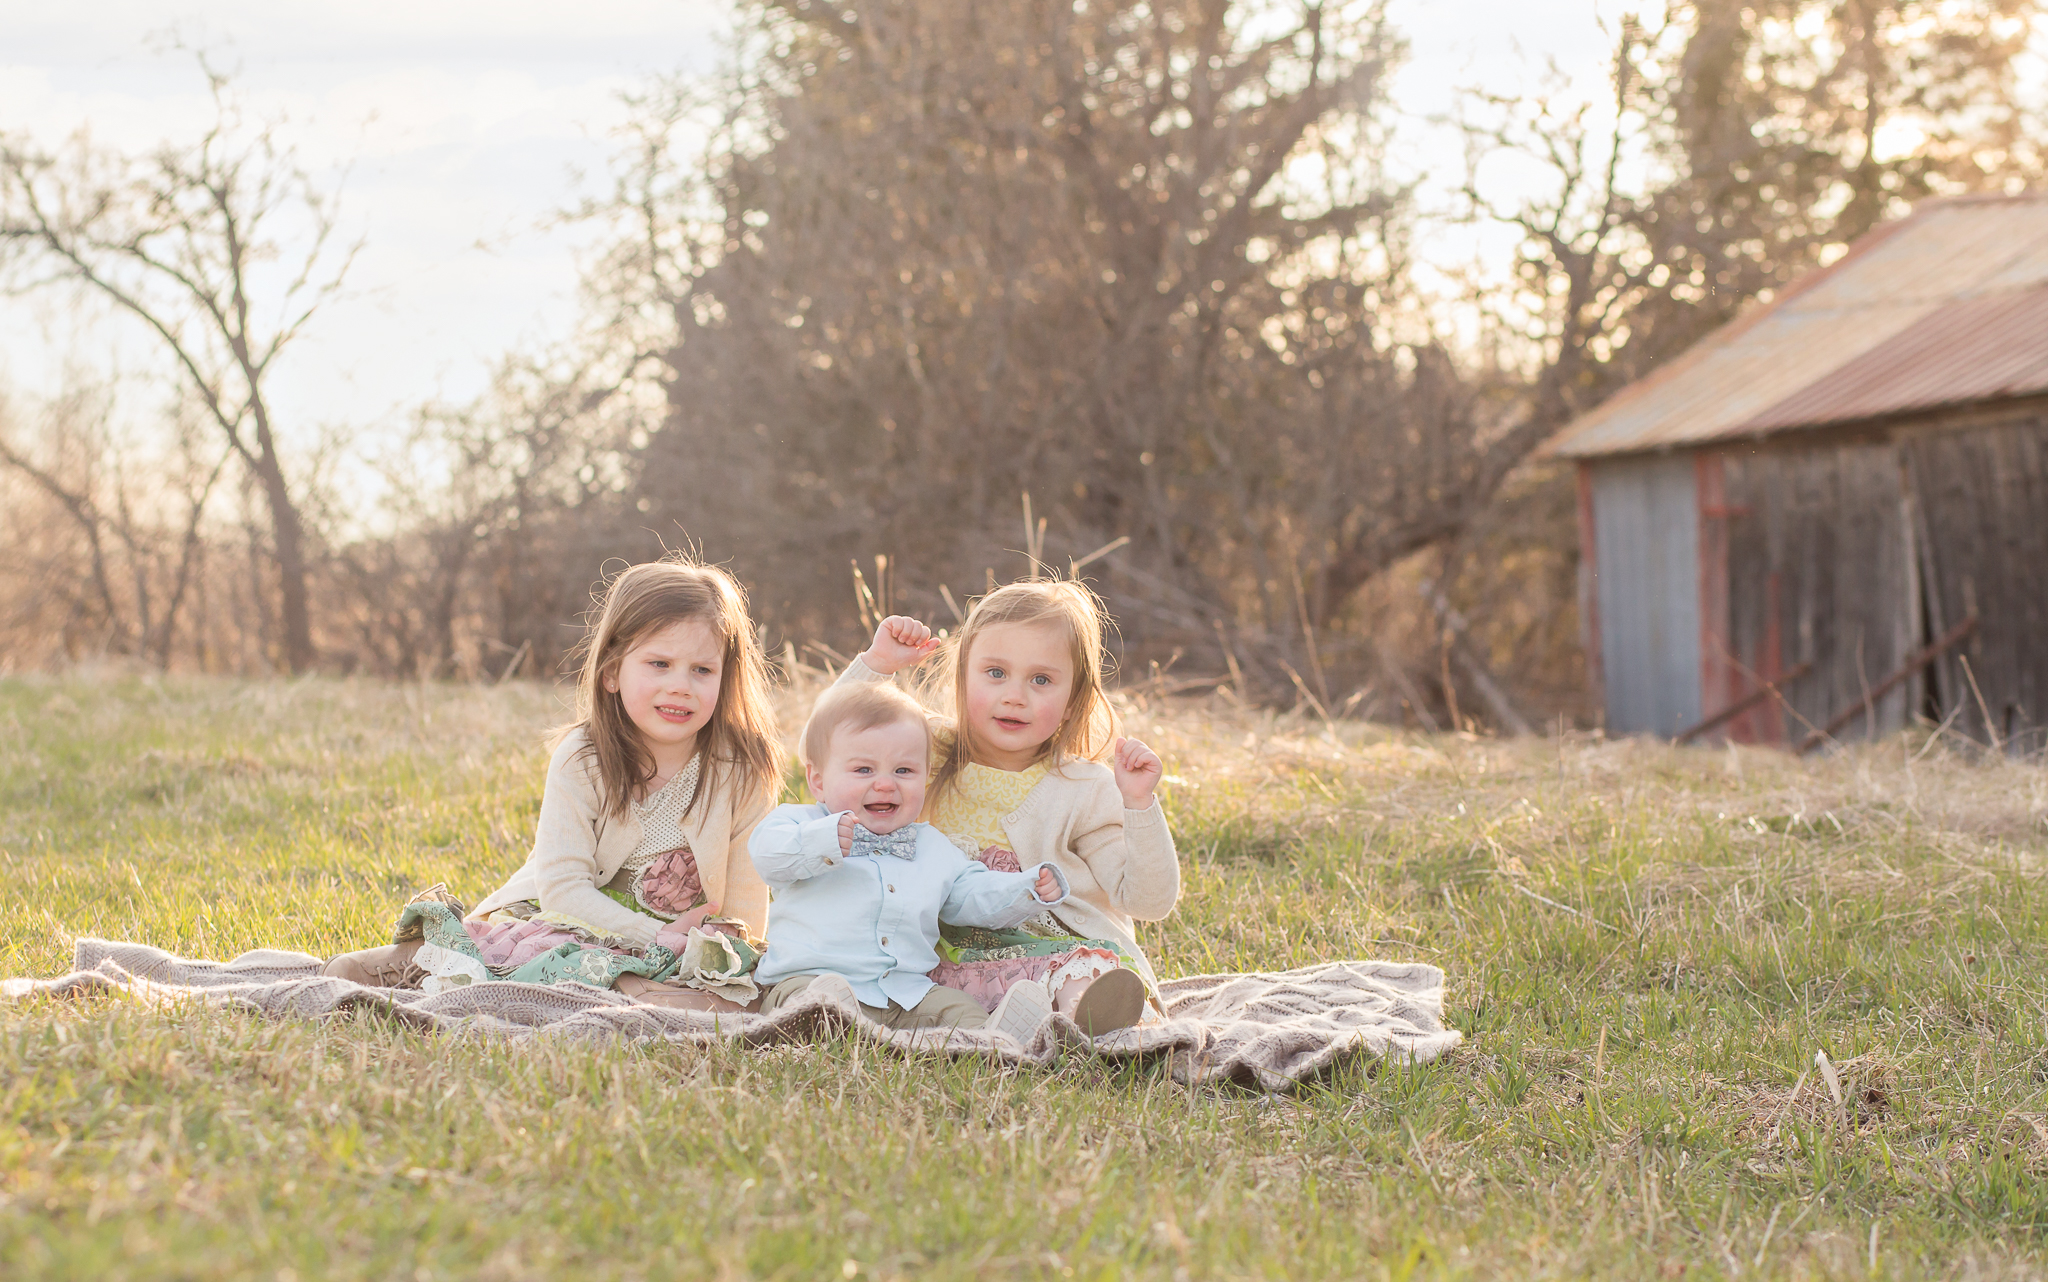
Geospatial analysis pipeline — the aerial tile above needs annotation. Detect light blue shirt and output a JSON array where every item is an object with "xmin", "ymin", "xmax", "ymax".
[{"xmin": 750, "ymin": 803, "xmax": 1068, "ymax": 1010}]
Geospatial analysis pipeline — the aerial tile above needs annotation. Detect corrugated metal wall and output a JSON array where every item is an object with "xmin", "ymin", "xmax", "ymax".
[{"xmin": 1589, "ymin": 455, "xmax": 1702, "ymax": 735}]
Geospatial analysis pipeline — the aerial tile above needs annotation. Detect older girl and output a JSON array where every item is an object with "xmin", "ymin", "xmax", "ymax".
[
  {"xmin": 321, "ymin": 556, "xmax": 780, "ymax": 1011},
  {"xmin": 837, "ymin": 580, "xmax": 1178, "ymax": 1033}
]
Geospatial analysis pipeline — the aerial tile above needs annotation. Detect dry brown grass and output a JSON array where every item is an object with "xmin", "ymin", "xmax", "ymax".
[{"xmin": 3, "ymin": 674, "xmax": 2047, "ymax": 1279}]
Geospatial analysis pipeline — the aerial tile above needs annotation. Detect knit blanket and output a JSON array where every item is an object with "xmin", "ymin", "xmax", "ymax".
[{"xmin": 3, "ymin": 939, "xmax": 1462, "ymax": 1091}]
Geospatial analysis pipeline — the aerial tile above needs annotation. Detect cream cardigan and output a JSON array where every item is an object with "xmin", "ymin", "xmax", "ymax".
[
  {"xmin": 837, "ymin": 658, "xmax": 1182, "ymax": 992},
  {"xmin": 468, "ymin": 728, "xmax": 774, "ymax": 947}
]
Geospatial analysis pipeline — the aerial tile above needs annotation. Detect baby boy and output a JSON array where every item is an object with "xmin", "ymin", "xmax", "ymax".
[{"xmin": 751, "ymin": 680, "xmax": 1066, "ymax": 1040}]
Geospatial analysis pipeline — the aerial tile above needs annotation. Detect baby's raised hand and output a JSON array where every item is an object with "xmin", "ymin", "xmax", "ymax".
[
  {"xmin": 862, "ymin": 615, "xmax": 941, "ymax": 675},
  {"xmin": 1034, "ymin": 865, "xmax": 1062, "ymax": 903},
  {"xmin": 1112, "ymin": 735, "xmax": 1163, "ymax": 809},
  {"xmin": 837, "ymin": 811, "xmax": 855, "ymax": 856}
]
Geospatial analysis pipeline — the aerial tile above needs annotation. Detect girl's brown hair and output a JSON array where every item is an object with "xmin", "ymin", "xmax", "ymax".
[
  {"xmin": 921, "ymin": 579, "xmax": 1118, "ymax": 808},
  {"xmin": 566, "ymin": 555, "xmax": 780, "ymax": 821}
]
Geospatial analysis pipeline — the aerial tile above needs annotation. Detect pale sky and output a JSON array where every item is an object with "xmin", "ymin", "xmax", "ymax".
[{"xmin": 0, "ymin": 1, "xmax": 1628, "ymax": 458}]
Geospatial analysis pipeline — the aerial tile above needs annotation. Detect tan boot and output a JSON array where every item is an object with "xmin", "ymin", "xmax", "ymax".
[
  {"xmin": 1066, "ymin": 968, "xmax": 1145, "ymax": 1035},
  {"xmin": 321, "ymin": 939, "xmax": 426, "ymax": 989}
]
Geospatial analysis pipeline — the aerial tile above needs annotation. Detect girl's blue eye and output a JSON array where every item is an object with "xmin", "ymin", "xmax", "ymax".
[
  {"xmin": 986, "ymin": 668, "xmax": 1004, "ymax": 679},
  {"xmin": 1031, "ymin": 674, "xmax": 1050, "ymax": 685}
]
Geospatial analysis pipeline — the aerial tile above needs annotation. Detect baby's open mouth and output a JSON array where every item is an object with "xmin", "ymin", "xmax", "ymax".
[{"xmin": 863, "ymin": 802, "xmax": 899, "ymax": 816}]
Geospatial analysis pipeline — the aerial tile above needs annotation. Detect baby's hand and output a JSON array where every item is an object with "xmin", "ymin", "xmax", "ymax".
[
  {"xmin": 1113, "ymin": 736, "xmax": 1163, "ymax": 809},
  {"xmin": 1034, "ymin": 866, "xmax": 1061, "ymax": 903},
  {"xmin": 861, "ymin": 615, "xmax": 941, "ymax": 675},
  {"xmin": 654, "ymin": 901, "xmax": 718, "ymax": 951},
  {"xmin": 837, "ymin": 811, "xmax": 855, "ymax": 856}
]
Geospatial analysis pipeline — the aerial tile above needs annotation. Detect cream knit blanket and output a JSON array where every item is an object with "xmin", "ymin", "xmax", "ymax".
[{"xmin": 4, "ymin": 939, "xmax": 1462, "ymax": 1091}]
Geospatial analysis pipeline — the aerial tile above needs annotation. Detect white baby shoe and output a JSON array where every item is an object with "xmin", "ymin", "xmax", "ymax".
[{"xmin": 987, "ymin": 980, "xmax": 1055, "ymax": 1046}]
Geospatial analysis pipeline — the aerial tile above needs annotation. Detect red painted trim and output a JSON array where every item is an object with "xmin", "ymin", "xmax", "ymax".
[
  {"xmin": 1696, "ymin": 452, "xmax": 1734, "ymax": 733},
  {"xmin": 1753, "ymin": 571, "xmax": 1788, "ymax": 744},
  {"xmin": 1576, "ymin": 463, "xmax": 1603, "ymax": 716}
]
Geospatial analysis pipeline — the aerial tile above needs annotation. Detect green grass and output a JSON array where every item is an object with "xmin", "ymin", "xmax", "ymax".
[{"xmin": 4, "ymin": 674, "xmax": 2048, "ymax": 1279}]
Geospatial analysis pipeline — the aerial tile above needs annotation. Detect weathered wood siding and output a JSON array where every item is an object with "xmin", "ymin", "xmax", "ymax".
[
  {"xmin": 1720, "ymin": 442, "xmax": 1916, "ymax": 743},
  {"xmin": 1588, "ymin": 455, "xmax": 1701, "ymax": 735},
  {"xmin": 1904, "ymin": 414, "xmax": 2048, "ymax": 751}
]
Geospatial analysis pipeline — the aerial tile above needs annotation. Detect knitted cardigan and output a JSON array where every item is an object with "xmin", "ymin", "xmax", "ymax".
[
  {"xmin": 835, "ymin": 658, "xmax": 1182, "ymax": 992},
  {"xmin": 468, "ymin": 728, "xmax": 775, "ymax": 946}
]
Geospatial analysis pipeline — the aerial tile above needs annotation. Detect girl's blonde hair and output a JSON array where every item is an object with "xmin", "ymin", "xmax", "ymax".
[
  {"xmin": 567, "ymin": 555, "xmax": 780, "ymax": 821},
  {"xmin": 923, "ymin": 579, "xmax": 1118, "ymax": 808}
]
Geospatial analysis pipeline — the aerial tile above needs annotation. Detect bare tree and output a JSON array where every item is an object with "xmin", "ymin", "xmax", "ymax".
[
  {"xmin": 1455, "ymin": 0, "xmax": 2046, "ymax": 435},
  {"xmin": 3, "ymin": 5, "xmax": 2036, "ymax": 708},
  {"xmin": 0, "ymin": 60, "xmax": 358, "ymax": 673},
  {"xmin": 0, "ymin": 388, "xmax": 128, "ymax": 653},
  {"xmin": 562, "ymin": 0, "xmax": 2040, "ymax": 714},
  {"xmin": 0, "ymin": 381, "xmax": 230, "ymax": 667},
  {"xmin": 623, "ymin": 0, "xmax": 1448, "ymax": 680}
]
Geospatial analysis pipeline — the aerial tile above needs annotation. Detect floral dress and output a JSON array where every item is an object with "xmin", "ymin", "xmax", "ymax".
[
  {"xmin": 398, "ymin": 757, "xmax": 761, "ymax": 999},
  {"xmin": 923, "ymin": 762, "xmax": 1143, "ymax": 1013}
]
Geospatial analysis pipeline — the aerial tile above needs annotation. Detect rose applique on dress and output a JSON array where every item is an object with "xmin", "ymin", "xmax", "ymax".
[{"xmin": 635, "ymin": 846, "xmax": 704, "ymax": 917}]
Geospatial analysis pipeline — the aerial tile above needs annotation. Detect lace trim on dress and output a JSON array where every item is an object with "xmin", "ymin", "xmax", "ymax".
[
  {"xmin": 925, "ymin": 759, "xmax": 1047, "ymax": 858},
  {"xmin": 613, "ymin": 754, "xmax": 704, "ymax": 918}
]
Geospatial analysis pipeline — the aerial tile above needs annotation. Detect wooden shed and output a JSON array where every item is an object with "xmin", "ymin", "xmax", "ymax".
[{"xmin": 1545, "ymin": 194, "xmax": 2048, "ymax": 750}]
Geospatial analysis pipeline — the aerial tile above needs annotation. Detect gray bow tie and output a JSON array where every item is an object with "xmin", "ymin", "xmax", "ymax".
[{"xmin": 850, "ymin": 823, "xmax": 919, "ymax": 860}]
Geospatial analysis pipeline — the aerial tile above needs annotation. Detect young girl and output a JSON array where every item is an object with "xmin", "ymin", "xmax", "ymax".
[
  {"xmin": 837, "ymin": 580, "xmax": 1178, "ymax": 1032},
  {"xmin": 321, "ymin": 556, "xmax": 781, "ymax": 1012}
]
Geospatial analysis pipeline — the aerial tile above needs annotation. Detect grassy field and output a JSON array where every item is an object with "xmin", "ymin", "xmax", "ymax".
[{"xmin": 3, "ymin": 674, "xmax": 2047, "ymax": 1280}]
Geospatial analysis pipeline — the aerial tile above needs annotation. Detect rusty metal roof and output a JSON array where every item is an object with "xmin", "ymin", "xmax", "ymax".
[{"xmin": 1546, "ymin": 195, "xmax": 2048, "ymax": 459}]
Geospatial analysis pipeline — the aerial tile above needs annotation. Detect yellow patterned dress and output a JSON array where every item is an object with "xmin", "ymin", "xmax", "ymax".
[{"xmin": 923, "ymin": 762, "xmax": 1136, "ymax": 1011}]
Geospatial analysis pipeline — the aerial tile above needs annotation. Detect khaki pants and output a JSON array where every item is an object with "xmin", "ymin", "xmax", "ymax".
[{"xmin": 758, "ymin": 974, "xmax": 989, "ymax": 1030}]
